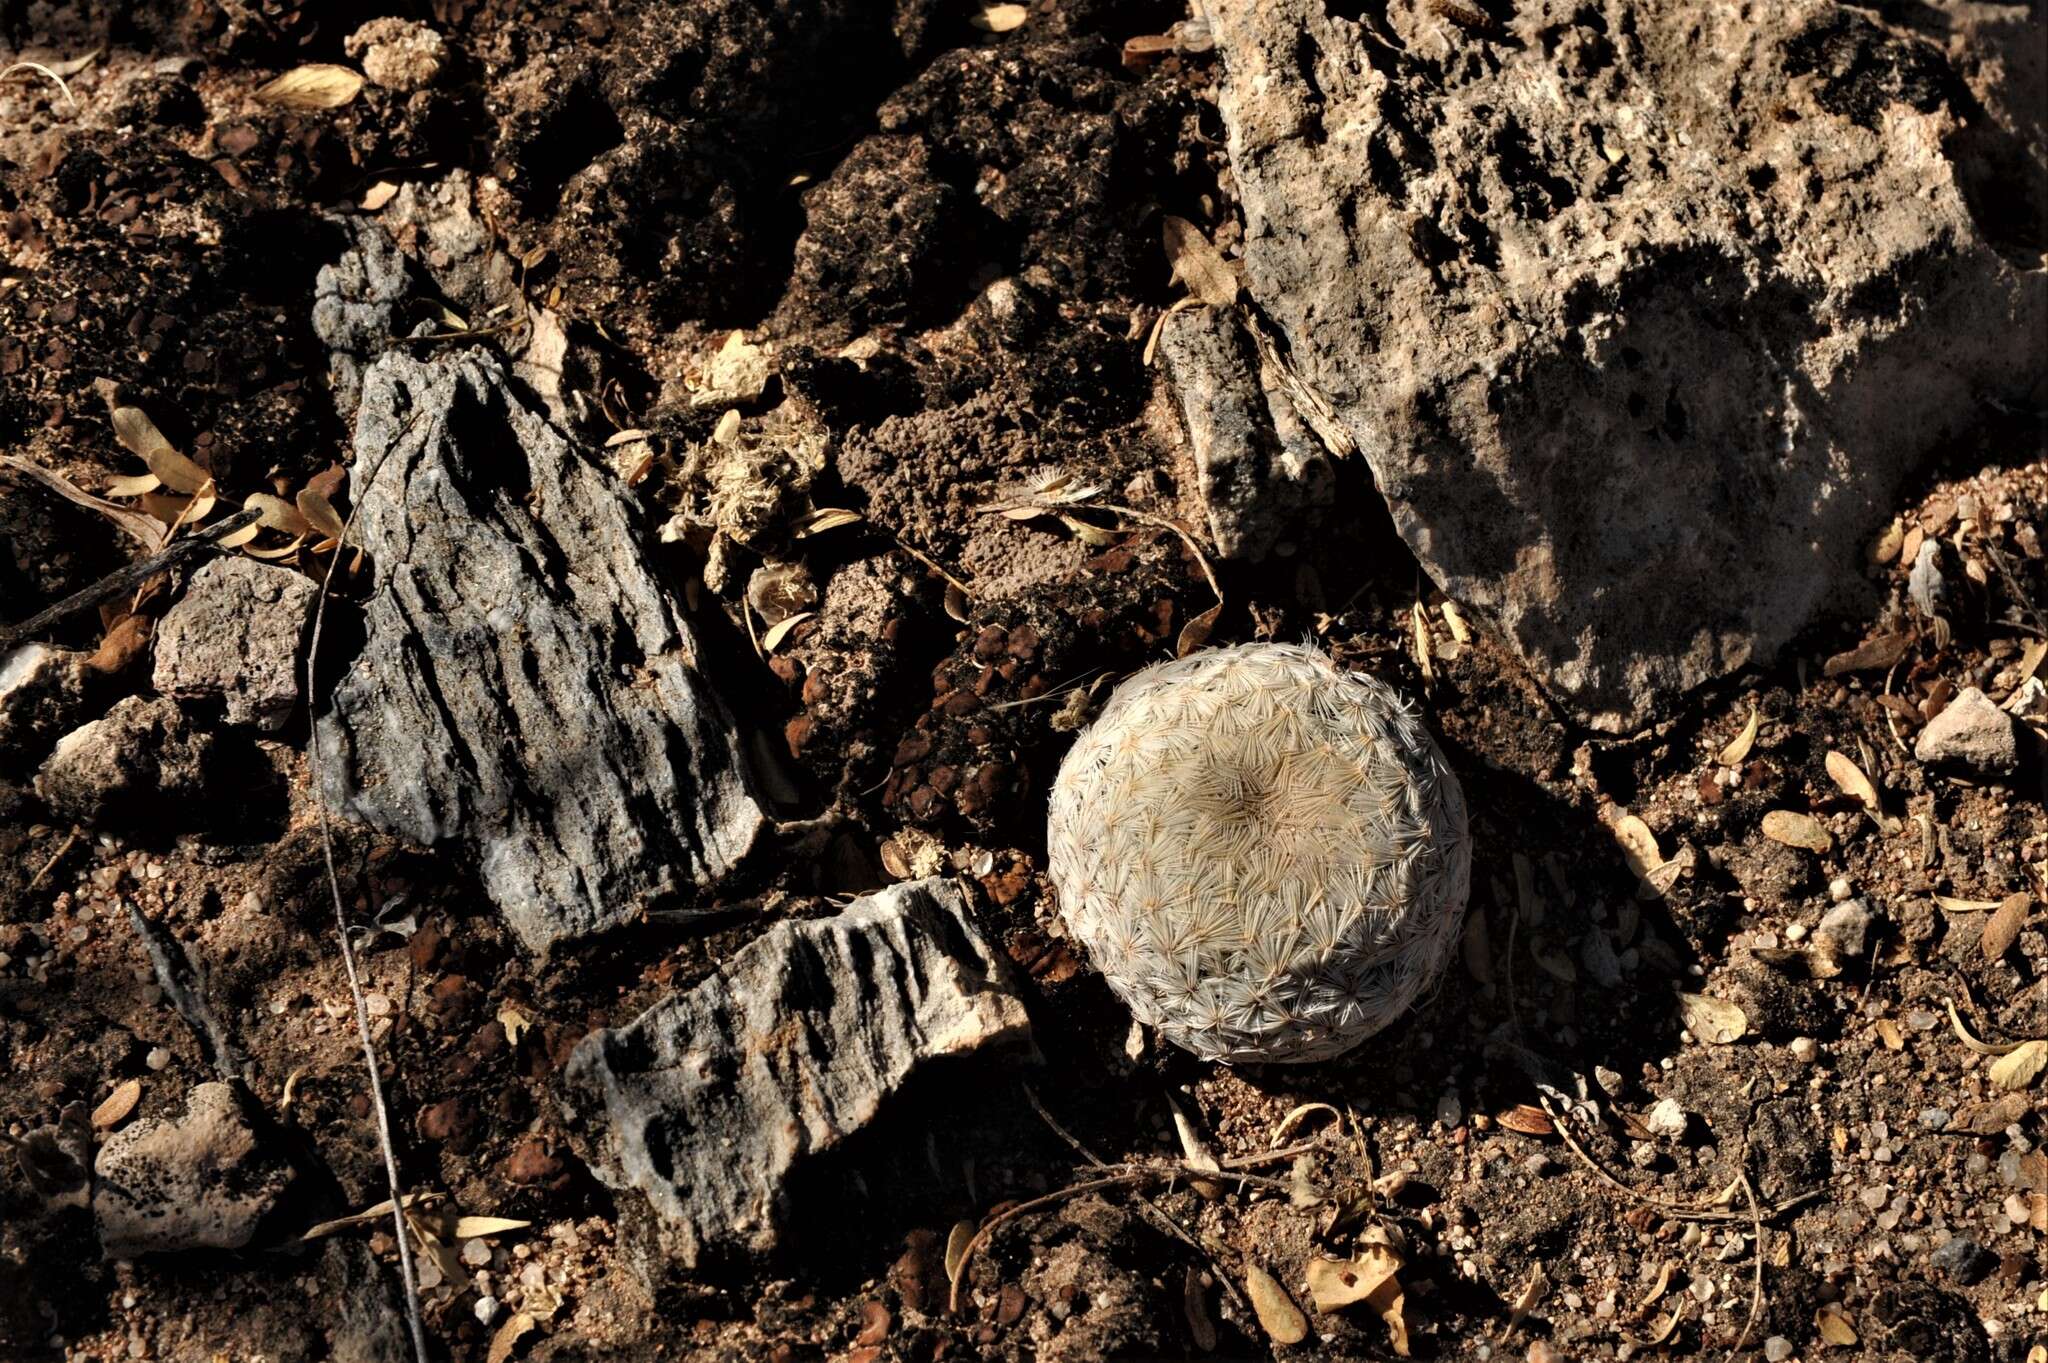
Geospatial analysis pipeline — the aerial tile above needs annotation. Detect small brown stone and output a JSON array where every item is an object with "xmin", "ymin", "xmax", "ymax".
[
  {"xmin": 784, "ymin": 713, "xmax": 816, "ymax": 758},
  {"xmin": 894, "ymin": 732, "xmax": 933, "ymax": 765},
  {"xmin": 801, "ymin": 670, "xmax": 832, "ymax": 706},
  {"xmin": 941, "ymin": 690, "xmax": 981, "ymax": 717},
  {"xmin": 972, "ymin": 626, "xmax": 1009, "ymax": 661},
  {"xmin": 503, "ymin": 1134, "xmax": 565, "ymax": 1186},
  {"xmin": 417, "ymin": 1098, "xmax": 471, "ymax": 1145},
  {"xmin": 1006, "ymin": 624, "xmax": 1041, "ymax": 660}
]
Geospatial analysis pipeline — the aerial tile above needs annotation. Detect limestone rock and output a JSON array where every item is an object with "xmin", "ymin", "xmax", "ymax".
[
  {"xmin": 152, "ymin": 557, "xmax": 317, "ymax": 731},
  {"xmin": 1208, "ymin": 0, "xmax": 2047, "ymax": 730},
  {"xmin": 344, "ymin": 17, "xmax": 447, "ymax": 93},
  {"xmin": 559, "ymin": 879, "xmax": 1031, "ymax": 1269},
  {"xmin": 93, "ymin": 1082, "xmax": 294, "ymax": 1258},
  {"xmin": 1915, "ymin": 687, "xmax": 2022, "ymax": 777},
  {"xmin": 314, "ymin": 347, "xmax": 770, "ymax": 954},
  {"xmin": 0, "ymin": 643, "xmax": 90, "ymax": 771},
  {"xmin": 1156, "ymin": 306, "xmax": 1334, "ymax": 563},
  {"xmin": 36, "ymin": 696, "xmax": 219, "ymax": 828}
]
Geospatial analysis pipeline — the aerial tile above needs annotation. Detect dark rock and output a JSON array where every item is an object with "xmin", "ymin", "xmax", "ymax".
[
  {"xmin": 93, "ymin": 1082, "xmax": 294, "ymax": 1258},
  {"xmin": 1207, "ymin": 0, "xmax": 2046, "ymax": 730},
  {"xmin": 314, "ymin": 347, "xmax": 770, "ymax": 954},
  {"xmin": 35, "ymin": 696, "xmax": 220, "ymax": 828},
  {"xmin": 0, "ymin": 643, "xmax": 90, "ymax": 772},
  {"xmin": 1156, "ymin": 305, "xmax": 1334, "ymax": 562},
  {"xmin": 1930, "ymin": 1233, "xmax": 1994, "ymax": 1285},
  {"xmin": 559, "ymin": 879, "xmax": 1031, "ymax": 1270},
  {"xmin": 1915, "ymin": 687, "xmax": 2022, "ymax": 777},
  {"xmin": 151, "ymin": 557, "xmax": 317, "ymax": 731}
]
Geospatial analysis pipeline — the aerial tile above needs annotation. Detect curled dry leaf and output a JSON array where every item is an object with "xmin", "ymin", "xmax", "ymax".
[
  {"xmin": 90, "ymin": 1078, "xmax": 141, "ymax": 1129},
  {"xmin": 1, "ymin": 455, "xmax": 167, "ymax": 549},
  {"xmin": 112, "ymin": 406, "xmax": 212, "ymax": 494},
  {"xmin": 1677, "ymin": 992, "xmax": 1747, "ymax": 1045},
  {"xmin": 1982, "ymin": 892, "xmax": 2029, "ymax": 961},
  {"xmin": 253, "ymin": 63, "xmax": 365, "ymax": 110},
  {"xmin": 451, "ymin": 1215, "xmax": 532, "ymax": 1239},
  {"xmin": 761, "ymin": 611, "xmax": 814, "ymax": 653},
  {"xmin": 1305, "ymin": 1248, "xmax": 1401, "ymax": 1312},
  {"xmin": 1496, "ymin": 1104, "xmax": 1553, "ymax": 1136},
  {"xmin": 486, "ymin": 1311, "xmax": 536, "ymax": 1363},
  {"xmin": 943, "ymin": 1219, "xmax": 976, "ymax": 1284},
  {"xmin": 793, "ymin": 507, "xmax": 862, "ymax": 537},
  {"xmin": 1177, "ymin": 601, "xmax": 1222, "ymax": 657},
  {"xmin": 1945, "ymin": 998, "xmax": 2024, "ymax": 1056},
  {"xmin": 1718, "ymin": 706, "xmax": 1759, "ymax": 765},
  {"xmin": 1610, "ymin": 813, "xmax": 1663, "ymax": 880},
  {"xmin": 496, "ymin": 1002, "xmax": 532, "ymax": 1046},
  {"xmin": 1760, "ymin": 809, "xmax": 1832, "ymax": 854},
  {"xmin": 1161, "ymin": 215, "xmax": 1240, "ymax": 308},
  {"xmin": 1934, "ymin": 895, "xmax": 2002, "ymax": 913},
  {"xmin": 296, "ymin": 487, "xmax": 347, "ymax": 540},
  {"xmin": 1245, "ymin": 1264, "xmax": 1309, "ymax": 1345},
  {"xmin": 1824, "ymin": 750, "xmax": 1883, "ymax": 820},
  {"xmin": 1989, "ymin": 1039, "xmax": 2048, "ymax": 1091},
  {"xmin": 1639, "ymin": 1299, "xmax": 1687, "ymax": 1347},
  {"xmin": 1815, "ymin": 1305, "xmax": 1859, "ymax": 1347}
]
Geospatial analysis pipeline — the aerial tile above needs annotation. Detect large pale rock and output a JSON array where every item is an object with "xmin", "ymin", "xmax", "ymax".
[
  {"xmin": 0, "ymin": 643, "xmax": 89, "ymax": 771},
  {"xmin": 1209, "ymin": 0, "xmax": 2047, "ymax": 730},
  {"xmin": 36, "ymin": 696, "xmax": 219, "ymax": 828},
  {"xmin": 559, "ymin": 879, "xmax": 1031, "ymax": 1269},
  {"xmin": 93, "ymin": 1082, "xmax": 293, "ymax": 1258},
  {"xmin": 152, "ymin": 557, "xmax": 317, "ymax": 730},
  {"xmin": 314, "ymin": 347, "xmax": 769, "ymax": 953}
]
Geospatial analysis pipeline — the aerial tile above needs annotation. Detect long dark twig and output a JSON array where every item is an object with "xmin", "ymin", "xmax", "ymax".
[
  {"xmin": 0, "ymin": 507, "xmax": 260, "ymax": 650},
  {"xmin": 304, "ymin": 431, "xmax": 430, "ymax": 1363}
]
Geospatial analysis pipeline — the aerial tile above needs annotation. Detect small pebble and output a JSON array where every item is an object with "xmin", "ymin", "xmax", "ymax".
[
  {"xmin": 1784, "ymin": 923, "xmax": 1809, "ymax": 943},
  {"xmin": 474, "ymin": 1296, "xmax": 499, "ymax": 1326},
  {"xmin": 1917, "ymin": 1108, "xmax": 1950, "ymax": 1130},
  {"xmin": 461, "ymin": 1238, "xmax": 491, "ymax": 1268},
  {"xmin": 1789, "ymin": 1037, "xmax": 1818, "ymax": 1062},
  {"xmin": 1829, "ymin": 877, "xmax": 1852, "ymax": 902},
  {"xmin": 145, "ymin": 1047, "xmax": 170, "ymax": 1071},
  {"xmin": 1764, "ymin": 1336, "xmax": 1794, "ymax": 1362},
  {"xmin": 1931, "ymin": 1234, "xmax": 1992, "ymax": 1284}
]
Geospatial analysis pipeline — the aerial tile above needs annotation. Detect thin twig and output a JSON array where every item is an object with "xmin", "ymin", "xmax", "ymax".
[
  {"xmin": 1728, "ymin": 1170, "xmax": 1765, "ymax": 1360},
  {"xmin": 1537, "ymin": 1097, "xmax": 1819, "ymax": 1224},
  {"xmin": 0, "ymin": 60, "xmax": 81, "ymax": 112},
  {"xmin": 305, "ymin": 434, "xmax": 431, "ymax": 1363},
  {"xmin": 25, "ymin": 828, "xmax": 80, "ymax": 894},
  {"xmin": 1023, "ymin": 1086, "xmax": 1255, "ymax": 1320},
  {"xmin": 0, "ymin": 507, "xmax": 260, "ymax": 650}
]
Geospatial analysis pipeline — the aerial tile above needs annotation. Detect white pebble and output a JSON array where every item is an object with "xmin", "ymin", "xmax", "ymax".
[
  {"xmin": 474, "ymin": 1296, "xmax": 499, "ymax": 1326},
  {"xmin": 145, "ymin": 1047, "xmax": 170, "ymax": 1071},
  {"xmin": 1789, "ymin": 1037, "xmax": 1818, "ymax": 1062}
]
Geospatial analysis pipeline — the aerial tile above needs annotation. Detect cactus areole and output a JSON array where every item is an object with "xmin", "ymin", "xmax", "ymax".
[{"xmin": 1047, "ymin": 643, "xmax": 1472, "ymax": 1063}]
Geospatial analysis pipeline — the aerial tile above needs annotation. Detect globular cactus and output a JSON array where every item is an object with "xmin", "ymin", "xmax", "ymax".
[{"xmin": 1047, "ymin": 642, "xmax": 1471, "ymax": 1063}]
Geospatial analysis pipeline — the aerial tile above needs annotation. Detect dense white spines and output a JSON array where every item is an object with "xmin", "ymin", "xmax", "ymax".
[{"xmin": 1047, "ymin": 642, "xmax": 1471, "ymax": 1063}]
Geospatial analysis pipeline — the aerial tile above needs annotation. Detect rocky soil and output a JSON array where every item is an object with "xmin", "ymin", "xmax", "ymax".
[{"xmin": 1, "ymin": 3, "xmax": 2045, "ymax": 1362}]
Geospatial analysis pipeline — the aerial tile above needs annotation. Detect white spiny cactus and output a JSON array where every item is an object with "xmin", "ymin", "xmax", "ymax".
[{"xmin": 1047, "ymin": 642, "xmax": 1471, "ymax": 1063}]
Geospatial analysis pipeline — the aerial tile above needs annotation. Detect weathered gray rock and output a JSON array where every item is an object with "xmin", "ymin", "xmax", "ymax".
[
  {"xmin": 1209, "ymin": 0, "xmax": 2046, "ymax": 730},
  {"xmin": 1815, "ymin": 897, "xmax": 1878, "ymax": 974},
  {"xmin": 36, "ymin": 696, "xmax": 219, "ymax": 828},
  {"xmin": 152, "ymin": 557, "xmax": 317, "ymax": 731},
  {"xmin": 315, "ymin": 347, "xmax": 770, "ymax": 953},
  {"xmin": 559, "ymin": 879, "xmax": 1031, "ymax": 1269},
  {"xmin": 0, "ymin": 643, "xmax": 90, "ymax": 771},
  {"xmin": 312, "ymin": 216, "xmax": 417, "ymax": 418},
  {"xmin": 1915, "ymin": 686, "xmax": 2022, "ymax": 776},
  {"xmin": 1157, "ymin": 306, "xmax": 1333, "ymax": 562},
  {"xmin": 93, "ymin": 1082, "xmax": 293, "ymax": 1258}
]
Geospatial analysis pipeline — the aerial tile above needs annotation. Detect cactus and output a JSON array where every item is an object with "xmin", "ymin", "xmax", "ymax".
[{"xmin": 1047, "ymin": 642, "xmax": 1471, "ymax": 1063}]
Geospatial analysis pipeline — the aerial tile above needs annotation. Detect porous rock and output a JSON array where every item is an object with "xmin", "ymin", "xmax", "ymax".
[
  {"xmin": 1156, "ymin": 306, "xmax": 1334, "ymax": 562},
  {"xmin": 151, "ymin": 557, "xmax": 317, "ymax": 731},
  {"xmin": 559, "ymin": 879, "xmax": 1031, "ymax": 1269},
  {"xmin": 0, "ymin": 643, "xmax": 90, "ymax": 771},
  {"xmin": 314, "ymin": 347, "xmax": 769, "ymax": 954},
  {"xmin": 93, "ymin": 1082, "xmax": 294, "ymax": 1258},
  {"xmin": 36, "ymin": 696, "xmax": 218, "ymax": 828},
  {"xmin": 311, "ymin": 216, "xmax": 417, "ymax": 419},
  {"xmin": 1914, "ymin": 686, "xmax": 2022, "ymax": 776},
  {"xmin": 344, "ymin": 17, "xmax": 447, "ymax": 93},
  {"xmin": 1208, "ymin": 0, "xmax": 2047, "ymax": 730}
]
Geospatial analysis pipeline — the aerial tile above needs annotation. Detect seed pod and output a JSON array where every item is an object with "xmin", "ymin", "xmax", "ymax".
[{"xmin": 1047, "ymin": 642, "xmax": 1471, "ymax": 1063}]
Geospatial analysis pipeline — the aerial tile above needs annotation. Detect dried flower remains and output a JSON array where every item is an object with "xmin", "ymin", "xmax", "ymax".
[{"xmin": 1047, "ymin": 643, "xmax": 1471, "ymax": 1063}]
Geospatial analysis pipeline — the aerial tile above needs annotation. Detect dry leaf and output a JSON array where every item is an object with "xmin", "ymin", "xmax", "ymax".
[
  {"xmin": 1989, "ymin": 1039, "xmax": 2048, "ymax": 1091},
  {"xmin": 1867, "ymin": 518, "xmax": 1904, "ymax": 565},
  {"xmin": 1530, "ymin": 938, "xmax": 1577, "ymax": 983},
  {"xmin": 1641, "ymin": 1299, "xmax": 1687, "ymax": 1346},
  {"xmin": 1677, "ymin": 992, "xmax": 1747, "ymax": 1045},
  {"xmin": 301, "ymin": 1192, "xmax": 431, "ymax": 1240},
  {"xmin": 451, "ymin": 1215, "xmax": 532, "ymax": 1239},
  {"xmin": 1161, "ymin": 215, "xmax": 1239, "ymax": 308},
  {"xmin": 793, "ymin": 507, "xmax": 862, "ymax": 537},
  {"xmin": 1634, "ymin": 1262, "xmax": 1674, "ymax": 1316},
  {"xmin": 1245, "ymin": 1264, "xmax": 1309, "ymax": 1344},
  {"xmin": 296, "ymin": 487, "xmax": 347, "ymax": 540},
  {"xmin": 104, "ymin": 472, "xmax": 161, "ymax": 497},
  {"xmin": 360, "ymin": 180, "xmax": 400, "ymax": 211},
  {"xmin": 943, "ymin": 1220, "xmax": 976, "ymax": 1283},
  {"xmin": 1983, "ymin": 892, "xmax": 2029, "ymax": 961},
  {"xmin": 1945, "ymin": 998, "xmax": 2024, "ymax": 1056},
  {"xmin": 1611, "ymin": 813, "xmax": 1664, "ymax": 879},
  {"xmin": 253, "ymin": 64, "xmax": 365, "ymax": 110},
  {"xmin": 1182, "ymin": 1266, "xmax": 1218, "ymax": 1352},
  {"xmin": 1410, "ymin": 601, "xmax": 1434, "ymax": 686},
  {"xmin": 1, "ymin": 456, "xmax": 168, "ymax": 550},
  {"xmin": 1058, "ymin": 512, "xmax": 1116, "ymax": 547},
  {"xmin": 1305, "ymin": 1248, "xmax": 1401, "ymax": 1312},
  {"xmin": 1815, "ymin": 1305, "xmax": 1858, "ymax": 1347},
  {"xmin": 91, "ymin": 1078, "xmax": 141, "ymax": 1129},
  {"xmin": 604, "ymin": 429, "xmax": 650, "ymax": 448},
  {"xmin": 1934, "ymin": 895, "xmax": 2003, "ymax": 913},
  {"xmin": 1760, "ymin": 810, "xmax": 1832, "ymax": 854},
  {"xmin": 112, "ymin": 406, "xmax": 212, "ymax": 495},
  {"xmin": 1177, "ymin": 601, "xmax": 1222, "ymax": 657},
  {"xmin": 1500, "ymin": 1265, "xmax": 1548, "ymax": 1339},
  {"xmin": 943, "ymin": 581, "xmax": 971, "ymax": 624},
  {"xmin": 971, "ymin": 3, "xmax": 1029, "ymax": 31},
  {"xmin": 1825, "ymin": 750, "xmax": 1883, "ymax": 820},
  {"xmin": 1496, "ymin": 1105, "xmax": 1553, "ymax": 1136},
  {"xmin": 761, "ymin": 611, "xmax": 813, "ymax": 652},
  {"xmin": 497, "ymin": 1002, "xmax": 532, "ymax": 1046},
  {"xmin": 486, "ymin": 1311, "xmax": 536, "ymax": 1363},
  {"xmin": 1823, "ymin": 632, "xmax": 1909, "ymax": 676},
  {"xmin": 1718, "ymin": 707, "xmax": 1760, "ymax": 765}
]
